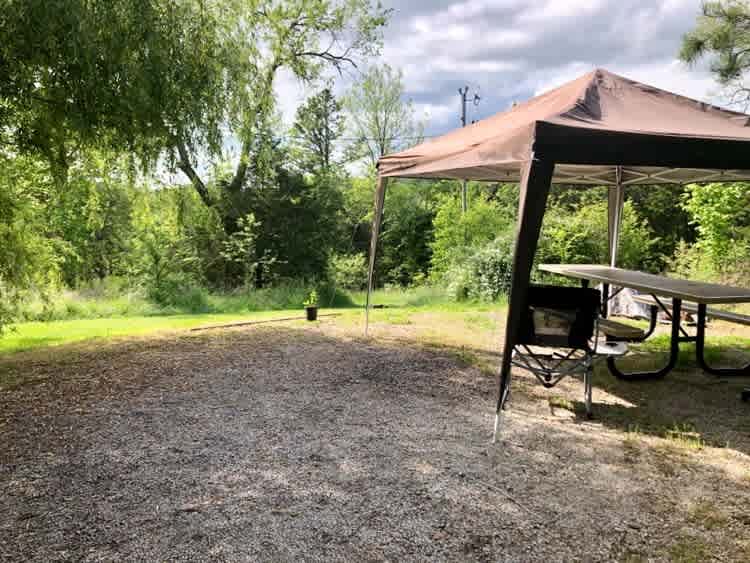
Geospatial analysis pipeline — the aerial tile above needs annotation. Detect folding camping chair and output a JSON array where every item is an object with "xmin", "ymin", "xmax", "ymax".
[{"xmin": 509, "ymin": 285, "xmax": 628, "ymax": 419}]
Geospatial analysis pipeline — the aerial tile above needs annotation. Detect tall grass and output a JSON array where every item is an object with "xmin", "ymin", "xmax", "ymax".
[
  {"xmin": 349, "ymin": 285, "xmax": 507, "ymax": 311},
  {"xmin": 14, "ymin": 277, "xmax": 506, "ymax": 325},
  {"xmin": 17, "ymin": 278, "xmax": 355, "ymax": 322}
]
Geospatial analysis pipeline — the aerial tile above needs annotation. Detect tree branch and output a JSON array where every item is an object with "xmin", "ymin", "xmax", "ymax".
[{"xmin": 176, "ymin": 140, "xmax": 213, "ymax": 207}]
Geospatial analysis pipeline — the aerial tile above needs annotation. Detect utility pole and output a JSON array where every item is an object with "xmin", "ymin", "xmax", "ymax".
[{"xmin": 458, "ymin": 86, "xmax": 480, "ymax": 212}]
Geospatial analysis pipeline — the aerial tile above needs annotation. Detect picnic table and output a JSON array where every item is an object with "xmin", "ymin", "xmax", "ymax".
[{"xmin": 539, "ymin": 264, "xmax": 750, "ymax": 382}]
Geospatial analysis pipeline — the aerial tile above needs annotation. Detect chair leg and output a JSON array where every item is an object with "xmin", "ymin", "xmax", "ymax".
[{"xmin": 584, "ymin": 362, "xmax": 593, "ymax": 419}]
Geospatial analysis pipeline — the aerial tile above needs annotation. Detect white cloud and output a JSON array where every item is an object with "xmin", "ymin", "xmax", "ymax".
[{"xmin": 273, "ymin": 0, "xmax": 726, "ymax": 141}]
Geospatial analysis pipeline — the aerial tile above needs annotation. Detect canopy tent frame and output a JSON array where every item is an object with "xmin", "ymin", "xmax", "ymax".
[{"xmin": 363, "ymin": 69, "xmax": 750, "ymax": 441}]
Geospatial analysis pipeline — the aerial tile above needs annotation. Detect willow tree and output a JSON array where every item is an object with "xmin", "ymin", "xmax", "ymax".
[{"xmin": 0, "ymin": 0, "xmax": 389, "ymax": 200}]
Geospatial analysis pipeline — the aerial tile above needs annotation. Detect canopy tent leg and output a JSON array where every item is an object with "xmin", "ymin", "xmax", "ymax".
[
  {"xmin": 605, "ymin": 167, "xmax": 625, "ymax": 317},
  {"xmin": 365, "ymin": 176, "xmax": 388, "ymax": 336},
  {"xmin": 607, "ymin": 166, "xmax": 625, "ymax": 268},
  {"xmin": 494, "ymin": 154, "xmax": 555, "ymax": 442}
]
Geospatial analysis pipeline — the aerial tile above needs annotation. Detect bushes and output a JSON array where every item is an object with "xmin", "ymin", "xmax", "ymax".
[
  {"xmin": 329, "ymin": 253, "xmax": 367, "ymax": 290},
  {"xmin": 147, "ymin": 273, "xmax": 211, "ymax": 313},
  {"xmin": 430, "ymin": 192, "xmax": 515, "ymax": 281},
  {"xmin": 445, "ymin": 234, "xmax": 513, "ymax": 302},
  {"xmin": 14, "ymin": 277, "xmax": 355, "ymax": 322},
  {"xmin": 537, "ymin": 200, "xmax": 659, "ymax": 273},
  {"xmin": 439, "ymin": 198, "xmax": 660, "ymax": 303},
  {"xmin": 679, "ymin": 183, "xmax": 750, "ymax": 282}
]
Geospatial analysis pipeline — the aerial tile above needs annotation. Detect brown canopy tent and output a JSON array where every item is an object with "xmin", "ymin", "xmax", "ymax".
[{"xmin": 366, "ymin": 68, "xmax": 750, "ymax": 436}]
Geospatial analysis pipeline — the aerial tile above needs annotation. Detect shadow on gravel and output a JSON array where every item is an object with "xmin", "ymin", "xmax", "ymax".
[{"xmin": 1, "ymin": 327, "xmax": 749, "ymax": 561}]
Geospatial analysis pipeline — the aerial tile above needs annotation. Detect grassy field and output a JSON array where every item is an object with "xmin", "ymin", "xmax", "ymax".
[
  {"xmin": 0, "ymin": 311, "xmax": 305, "ymax": 355},
  {"xmin": 4, "ymin": 285, "xmax": 750, "ymax": 365},
  {"xmin": 0, "ymin": 286, "xmax": 501, "ymax": 356}
]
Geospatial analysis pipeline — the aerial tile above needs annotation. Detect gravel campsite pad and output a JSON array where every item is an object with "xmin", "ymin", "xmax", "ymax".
[{"xmin": 2, "ymin": 326, "xmax": 750, "ymax": 561}]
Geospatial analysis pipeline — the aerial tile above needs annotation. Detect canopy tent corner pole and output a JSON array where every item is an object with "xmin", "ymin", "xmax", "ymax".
[
  {"xmin": 605, "ymin": 165, "xmax": 625, "ymax": 317},
  {"xmin": 365, "ymin": 175, "xmax": 388, "ymax": 337},
  {"xmin": 607, "ymin": 165, "xmax": 625, "ymax": 268},
  {"xmin": 494, "ymin": 153, "xmax": 555, "ymax": 442}
]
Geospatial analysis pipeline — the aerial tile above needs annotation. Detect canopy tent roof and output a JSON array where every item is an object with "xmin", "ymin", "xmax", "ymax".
[{"xmin": 378, "ymin": 68, "xmax": 750, "ymax": 185}]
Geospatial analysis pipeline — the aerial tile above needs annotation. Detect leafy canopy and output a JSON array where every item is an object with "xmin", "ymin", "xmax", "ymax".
[
  {"xmin": 0, "ymin": 0, "xmax": 389, "ymax": 194},
  {"xmin": 681, "ymin": 1, "xmax": 750, "ymax": 105},
  {"xmin": 344, "ymin": 64, "xmax": 424, "ymax": 168}
]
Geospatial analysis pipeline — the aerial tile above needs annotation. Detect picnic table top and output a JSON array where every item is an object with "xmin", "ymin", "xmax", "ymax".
[{"xmin": 539, "ymin": 264, "xmax": 750, "ymax": 305}]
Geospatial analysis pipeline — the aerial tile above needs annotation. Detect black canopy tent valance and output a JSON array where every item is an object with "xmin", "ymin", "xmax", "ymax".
[{"xmin": 365, "ymin": 68, "xmax": 750, "ymax": 435}]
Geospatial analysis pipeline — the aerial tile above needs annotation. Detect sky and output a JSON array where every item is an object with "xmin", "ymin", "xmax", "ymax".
[{"xmin": 275, "ymin": 0, "xmax": 720, "ymax": 140}]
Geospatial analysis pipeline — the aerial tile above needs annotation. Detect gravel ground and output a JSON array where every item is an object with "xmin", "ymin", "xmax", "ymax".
[{"xmin": 1, "ymin": 326, "xmax": 749, "ymax": 562}]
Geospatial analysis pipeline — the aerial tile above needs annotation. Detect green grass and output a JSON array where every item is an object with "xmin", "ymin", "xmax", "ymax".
[
  {"xmin": 349, "ymin": 285, "xmax": 503, "ymax": 312},
  {"xmin": 2, "ymin": 285, "xmax": 500, "ymax": 357},
  {"xmin": 548, "ymin": 396, "xmax": 576, "ymax": 412},
  {"xmin": 0, "ymin": 310, "xmax": 301, "ymax": 356},
  {"xmin": 17, "ymin": 279, "xmax": 356, "ymax": 322},
  {"xmin": 667, "ymin": 536, "xmax": 710, "ymax": 563},
  {"xmin": 664, "ymin": 423, "xmax": 705, "ymax": 451}
]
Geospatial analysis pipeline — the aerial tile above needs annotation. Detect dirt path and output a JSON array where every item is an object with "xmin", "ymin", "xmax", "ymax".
[{"xmin": 1, "ymin": 327, "xmax": 749, "ymax": 561}]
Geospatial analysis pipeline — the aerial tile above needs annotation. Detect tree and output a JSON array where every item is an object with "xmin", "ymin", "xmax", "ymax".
[
  {"xmin": 344, "ymin": 64, "xmax": 424, "ymax": 168},
  {"xmin": 0, "ymin": 0, "xmax": 241, "ymax": 186},
  {"xmin": 430, "ymin": 191, "xmax": 516, "ymax": 281},
  {"xmin": 0, "ymin": 0, "xmax": 389, "ymax": 201},
  {"xmin": 538, "ymin": 201, "xmax": 659, "ymax": 273},
  {"xmin": 681, "ymin": 1, "xmax": 750, "ymax": 107},
  {"xmin": 0, "ymin": 153, "xmax": 61, "ymax": 331},
  {"xmin": 681, "ymin": 182, "xmax": 750, "ymax": 274},
  {"xmin": 175, "ymin": 0, "xmax": 390, "ymax": 208},
  {"xmin": 291, "ymin": 88, "xmax": 344, "ymax": 174}
]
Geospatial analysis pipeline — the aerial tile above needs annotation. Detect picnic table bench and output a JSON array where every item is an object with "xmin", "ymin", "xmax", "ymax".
[
  {"xmin": 597, "ymin": 317, "xmax": 650, "ymax": 340},
  {"xmin": 632, "ymin": 294, "xmax": 750, "ymax": 326}
]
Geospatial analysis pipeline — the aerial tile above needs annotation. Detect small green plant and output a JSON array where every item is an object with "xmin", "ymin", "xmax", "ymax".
[
  {"xmin": 664, "ymin": 423, "xmax": 704, "ymax": 451},
  {"xmin": 303, "ymin": 290, "xmax": 318, "ymax": 307},
  {"xmin": 548, "ymin": 396, "xmax": 575, "ymax": 412}
]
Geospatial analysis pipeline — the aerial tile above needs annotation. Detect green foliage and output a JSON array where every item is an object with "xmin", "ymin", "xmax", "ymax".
[
  {"xmin": 341, "ymin": 176, "xmax": 448, "ymax": 288},
  {"xmin": 329, "ymin": 253, "xmax": 367, "ymax": 290},
  {"xmin": 679, "ymin": 182, "xmax": 750, "ymax": 280},
  {"xmin": 0, "ymin": 0, "xmax": 244, "ymax": 169},
  {"xmin": 291, "ymin": 88, "xmax": 344, "ymax": 174},
  {"xmin": 303, "ymin": 290, "xmax": 319, "ymax": 307},
  {"xmin": 344, "ymin": 64, "xmax": 424, "ymax": 167},
  {"xmin": 445, "ymin": 234, "xmax": 514, "ymax": 302},
  {"xmin": 626, "ymin": 184, "xmax": 696, "ymax": 267},
  {"xmin": 537, "ymin": 200, "xmax": 659, "ymax": 273},
  {"xmin": 430, "ymin": 188, "xmax": 516, "ymax": 281},
  {"xmin": 219, "ymin": 213, "xmax": 264, "ymax": 286},
  {"xmin": 16, "ymin": 278, "xmax": 354, "ymax": 323},
  {"xmin": 0, "ymin": 0, "xmax": 388, "ymax": 175},
  {"xmin": 46, "ymin": 152, "xmax": 135, "ymax": 285},
  {"xmin": 245, "ymin": 168, "xmax": 344, "ymax": 284},
  {"xmin": 0, "ymin": 153, "xmax": 61, "ymax": 331},
  {"xmin": 680, "ymin": 1, "xmax": 750, "ymax": 92}
]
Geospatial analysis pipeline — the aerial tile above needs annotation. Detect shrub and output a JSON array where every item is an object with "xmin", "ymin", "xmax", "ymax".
[
  {"xmin": 444, "ymin": 234, "xmax": 514, "ymax": 302},
  {"xmin": 470, "ymin": 243, "xmax": 513, "ymax": 301},
  {"xmin": 147, "ymin": 273, "xmax": 210, "ymax": 313},
  {"xmin": 536, "ymin": 200, "xmax": 659, "ymax": 272},
  {"xmin": 329, "ymin": 253, "xmax": 367, "ymax": 290},
  {"xmin": 430, "ymin": 193, "xmax": 515, "ymax": 281}
]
